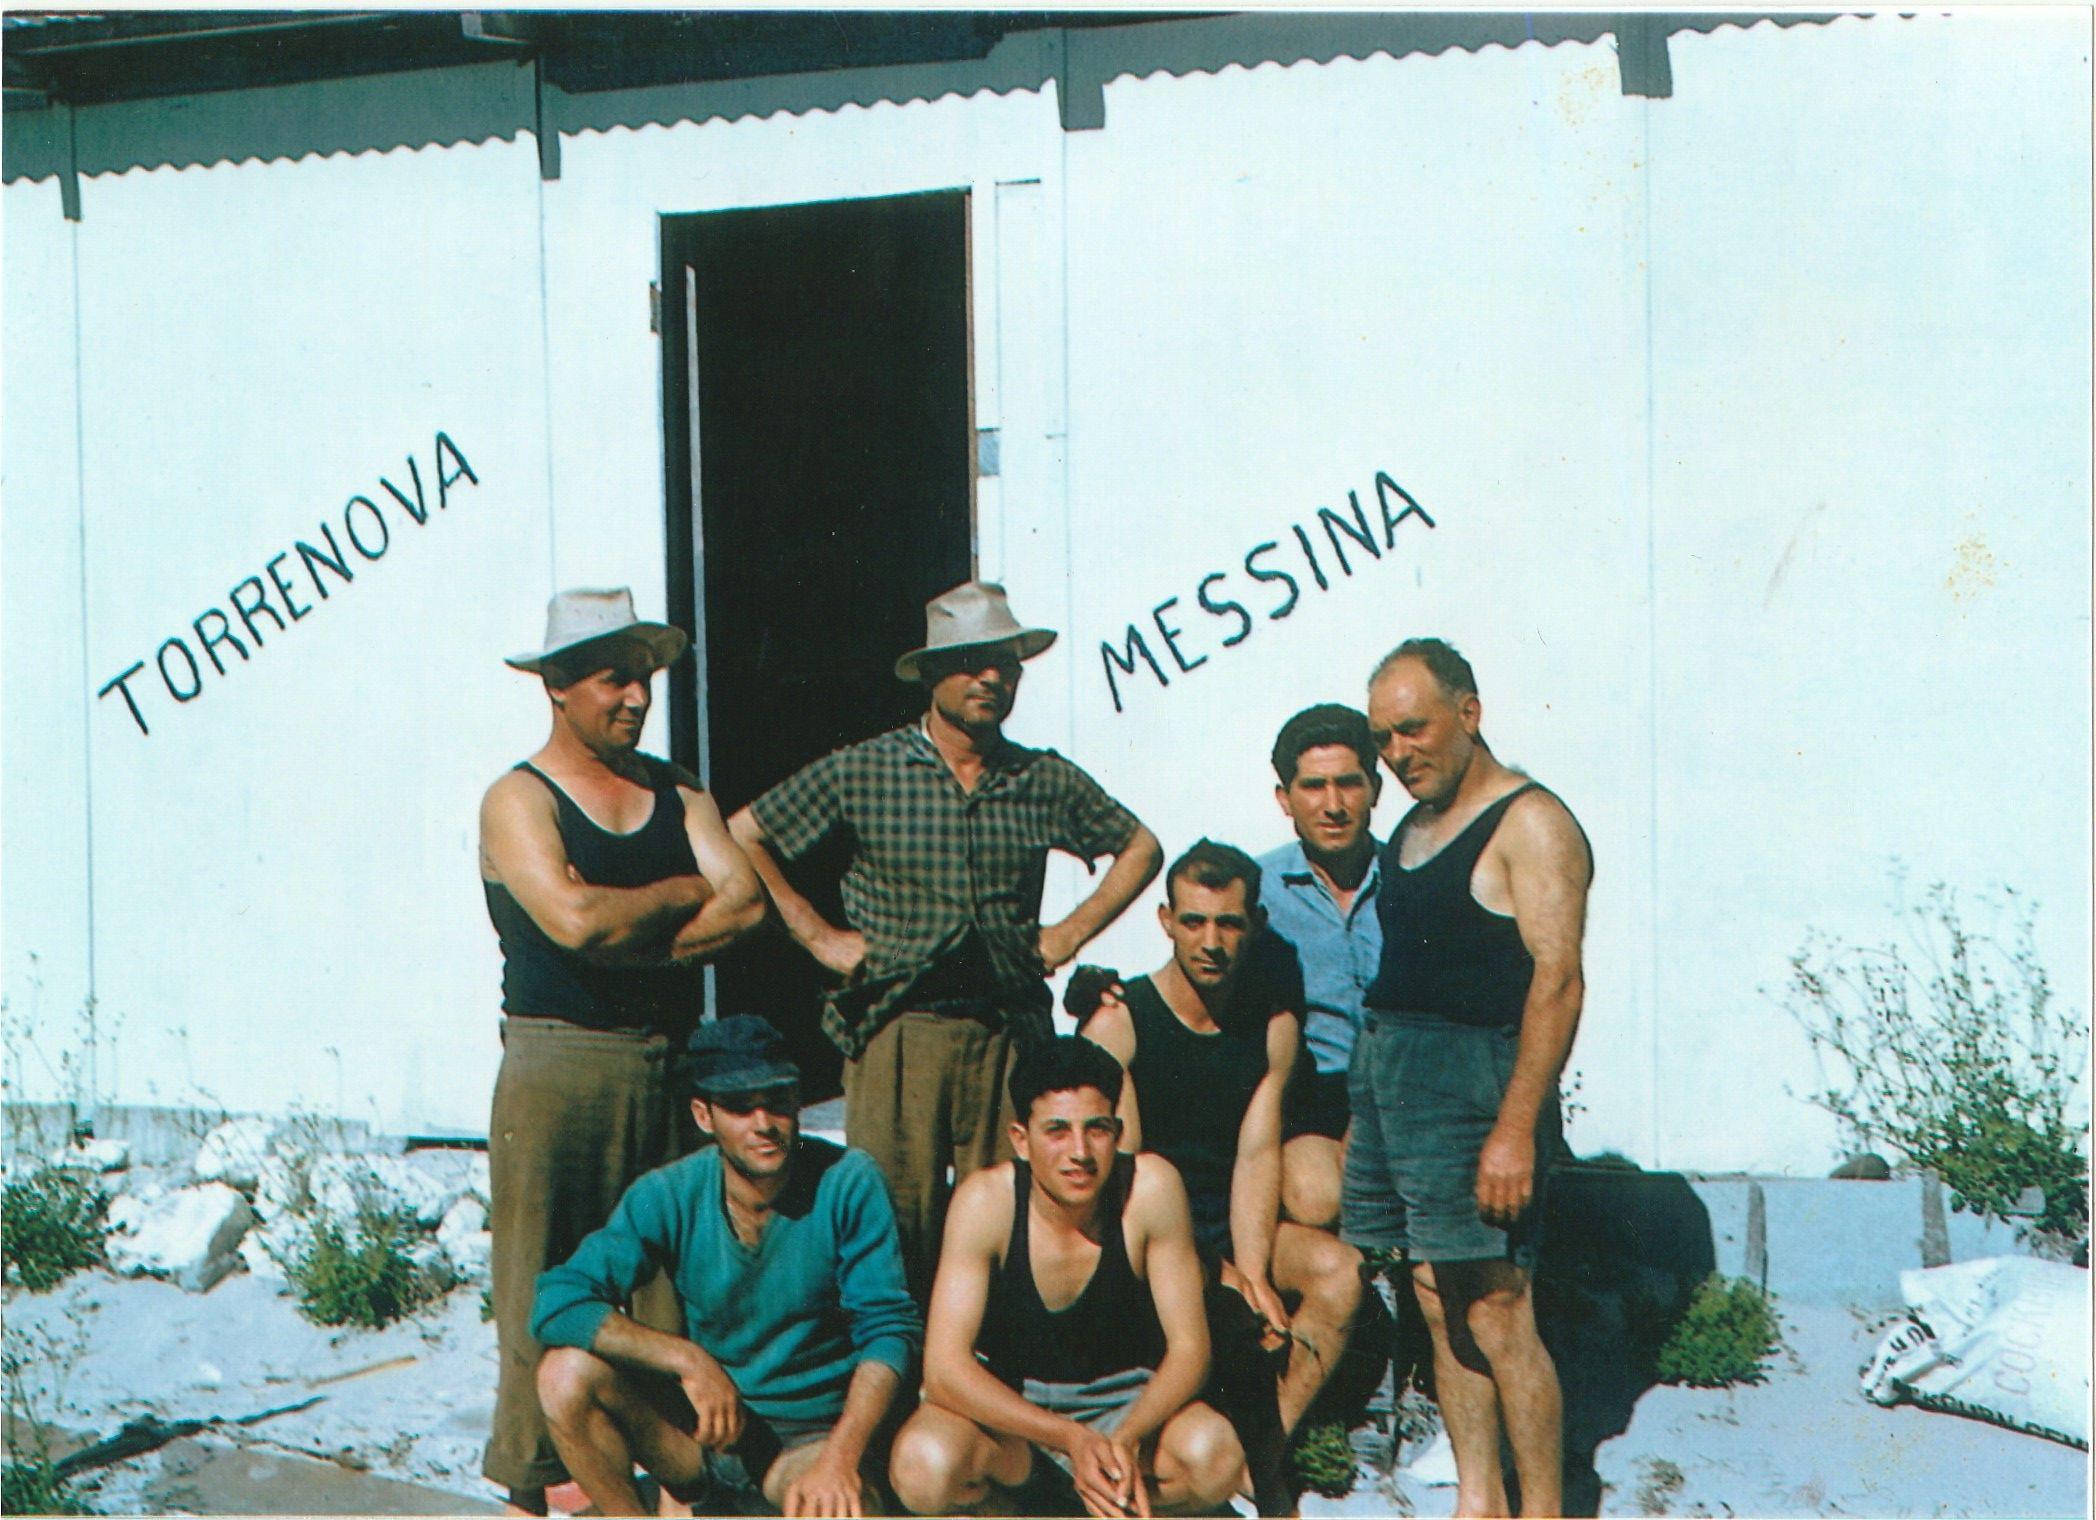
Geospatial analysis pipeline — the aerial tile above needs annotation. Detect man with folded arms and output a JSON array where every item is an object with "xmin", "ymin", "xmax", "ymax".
[
  {"xmin": 534, "ymin": 1016, "xmax": 921, "ymax": 1518},
  {"xmin": 481, "ymin": 587, "xmax": 766, "ymax": 1512},
  {"xmin": 889, "ymin": 1037, "xmax": 1241, "ymax": 1518}
]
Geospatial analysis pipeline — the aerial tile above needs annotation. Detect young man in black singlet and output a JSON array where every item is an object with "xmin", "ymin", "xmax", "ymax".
[
  {"xmin": 890, "ymin": 1037, "xmax": 1242, "ymax": 1518},
  {"xmin": 479, "ymin": 588, "xmax": 767, "ymax": 1514},
  {"xmin": 1355, "ymin": 638, "xmax": 1592, "ymax": 1519},
  {"xmin": 1080, "ymin": 842, "xmax": 1364, "ymax": 1447}
]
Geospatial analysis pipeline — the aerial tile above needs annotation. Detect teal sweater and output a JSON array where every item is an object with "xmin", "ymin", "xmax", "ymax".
[{"xmin": 531, "ymin": 1139, "xmax": 920, "ymax": 1422}]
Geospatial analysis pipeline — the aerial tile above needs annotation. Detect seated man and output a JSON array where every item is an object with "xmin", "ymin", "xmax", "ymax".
[
  {"xmin": 890, "ymin": 1037, "xmax": 1242, "ymax": 1518},
  {"xmin": 1080, "ymin": 840, "xmax": 1363, "ymax": 1445},
  {"xmin": 533, "ymin": 1016, "xmax": 920, "ymax": 1518}
]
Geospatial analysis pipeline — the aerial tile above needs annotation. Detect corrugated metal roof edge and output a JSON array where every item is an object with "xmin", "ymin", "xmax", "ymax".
[{"xmin": 3, "ymin": 12, "xmax": 1863, "ymax": 187}]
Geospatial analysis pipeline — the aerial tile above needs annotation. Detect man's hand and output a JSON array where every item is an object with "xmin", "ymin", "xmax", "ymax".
[
  {"xmin": 1037, "ymin": 919, "xmax": 1085, "ymax": 975},
  {"xmin": 1476, "ymin": 1121, "xmax": 1536, "ymax": 1226},
  {"xmin": 810, "ymin": 927, "xmax": 868, "ymax": 981},
  {"xmin": 781, "ymin": 1444, "xmax": 865, "ymax": 1518},
  {"xmin": 1064, "ymin": 1423, "xmax": 1149, "ymax": 1518},
  {"xmin": 1219, "ymin": 1259, "xmax": 1292, "ymax": 1349},
  {"xmin": 677, "ymin": 1350, "xmax": 745, "ymax": 1450}
]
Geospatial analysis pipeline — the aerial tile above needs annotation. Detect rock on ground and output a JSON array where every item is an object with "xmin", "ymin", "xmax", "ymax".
[
  {"xmin": 190, "ymin": 1117, "xmax": 280, "ymax": 1191},
  {"xmin": 105, "ymin": 1183, "xmax": 253, "ymax": 1293}
]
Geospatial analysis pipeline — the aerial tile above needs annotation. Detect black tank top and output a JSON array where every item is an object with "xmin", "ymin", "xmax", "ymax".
[
  {"xmin": 1121, "ymin": 975, "xmax": 1271, "ymax": 1255},
  {"xmin": 483, "ymin": 758, "xmax": 706, "ymax": 1035},
  {"xmin": 1366, "ymin": 782, "xmax": 1565, "ymax": 1029},
  {"xmin": 980, "ymin": 1154, "xmax": 1166, "ymax": 1387}
]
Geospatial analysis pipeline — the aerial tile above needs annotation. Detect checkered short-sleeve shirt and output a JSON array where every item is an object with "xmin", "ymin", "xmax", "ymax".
[{"xmin": 750, "ymin": 725, "xmax": 1142, "ymax": 1055}]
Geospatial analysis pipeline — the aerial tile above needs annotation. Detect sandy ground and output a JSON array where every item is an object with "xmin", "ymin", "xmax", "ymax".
[
  {"xmin": 1305, "ymin": 1300, "xmax": 2088, "ymax": 1519},
  {"xmin": 7, "ymin": 1256, "xmax": 2086, "ymax": 1518}
]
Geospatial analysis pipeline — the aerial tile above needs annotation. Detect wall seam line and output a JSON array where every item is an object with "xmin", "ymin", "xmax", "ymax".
[
  {"xmin": 68, "ymin": 192, "xmax": 101, "ymax": 1117},
  {"xmin": 1641, "ymin": 92, "xmax": 1661, "ymax": 1170}
]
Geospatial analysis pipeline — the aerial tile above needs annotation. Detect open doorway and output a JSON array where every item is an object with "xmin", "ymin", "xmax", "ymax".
[{"xmin": 661, "ymin": 190, "xmax": 975, "ymax": 1099}]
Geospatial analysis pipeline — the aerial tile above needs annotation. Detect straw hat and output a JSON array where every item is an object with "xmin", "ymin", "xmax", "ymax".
[
  {"xmin": 893, "ymin": 581, "xmax": 1056, "ymax": 682},
  {"xmin": 505, "ymin": 587, "xmax": 688, "ymax": 675}
]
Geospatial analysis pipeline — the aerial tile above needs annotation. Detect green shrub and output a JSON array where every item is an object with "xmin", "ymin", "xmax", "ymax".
[
  {"xmin": 285, "ymin": 1201, "xmax": 457, "ymax": 1330},
  {"xmin": 1287, "ymin": 1419, "xmax": 1359, "ymax": 1499},
  {"xmin": 1654, "ymin": 1274, "xmax": 1781, "ymax": 1388},
  {"xmin": 2, "ymin": 1165, "xmax": 110, "ymax": 1292},
  {"xmin": 1783, "ymin": 882, "xmax": 2089, "ymax": 1239},
  {"xmin": 1, "ymin": 1453, "xmax": 92, "ymax": 1516}
]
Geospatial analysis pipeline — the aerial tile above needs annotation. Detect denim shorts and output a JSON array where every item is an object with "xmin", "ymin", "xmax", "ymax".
[{"xmin": 1340, "ymin": 1011, "xmax": 1559, "ymax": 1267}]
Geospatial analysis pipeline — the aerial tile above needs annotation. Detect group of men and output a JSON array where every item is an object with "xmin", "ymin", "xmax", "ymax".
[{"xmin": 477, "ymin": 580, "xmax": 1593, "ymax": 1519}]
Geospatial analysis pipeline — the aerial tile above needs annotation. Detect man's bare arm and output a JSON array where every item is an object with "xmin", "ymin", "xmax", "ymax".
[
  {"xmin": 1078, "ymin": 999, "xmax": 1144, "ymax": 1153},
  {"xmin": 919, "ymin": 1170, "xmax": 1084, "ymax": 1451},
  {"xmin": 665, "ymin": 789, "xmax": 767, "ymax": 962},
  {"xmin": 1477, "ymin": 792, "xmax": 1591, "ymax": 1224},
  {"xmin": 1228, "ymin": 1012, "xmax": 1298, "ymax": 1333},
  {"xmin": 726, "ymin": 807, "xmax": 866, "ymax": 979},
  {"xmin": 1039, "ymin": 825, "xmax": 1164, "ymax": 972},
  {"xmin": 1102, "ymin": 1156, "xmax": 1209, "ymax": 1447},
  {"xmin": 784, "ymin": 1357, "xmax": 902, "ymax": 1517},
  {"xmin": 480, "ymin": 772, "xmax": 710, "ymax": 964},
  {"xmin": 587, "ymin": 1309, "xmax": 746, "ymax": 1448}
]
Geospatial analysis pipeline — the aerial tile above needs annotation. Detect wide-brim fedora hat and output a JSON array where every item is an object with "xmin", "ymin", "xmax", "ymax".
[
  {"xmin": 505, "ymin": 587, "xmax": 689, "ymax": 676},
  {"xmin": 894, "ymin": 580, "xmax": 1057, "ymax": 682}
]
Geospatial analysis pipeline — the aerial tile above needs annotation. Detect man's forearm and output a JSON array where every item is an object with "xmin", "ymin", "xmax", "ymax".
[
  {"xmin": 817, "ymin": 1361, "xmax": 903, "ymax": 1466},
  {"xmin": 927, "ymin": 1354, "xmax": 1085, "ymax": 1452},
  {"xmin": 566, "ymin": 877, "xmax": 714, "ymax": 963},
  {"xmin": 1496, "ymin": 966, "xmax": 1582, "ymax": 1134},
  {"xmin": 1111, "ymin": 1341, "xmax": 1206, "ymax": 1448},
  {"xmin": 667, "ymin": 876, "xmax": 766, "ymax": 964},
  {"xmin": 1229, "ymin": 1142, "xmax": 1282, "ymax": 1284},
  {"xmin": 1048, "ymin": 827, "xmax": 1163, "ymax": 947},
  {"xmin": 589, "ymin": 1308, "xmax": 717, "ymax": 1383},
  {"xmin": 729, "ymin": 819, "xmax": 848, "ymax": 954}
]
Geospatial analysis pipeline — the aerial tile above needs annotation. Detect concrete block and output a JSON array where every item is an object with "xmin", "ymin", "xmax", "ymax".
[
  {"xmin": 1686, "ymin": 1179, "xmax": 1757, "ymax": 1282},
  {"xmin": 192, "ymin": 1117, "xmax": 279, "ymax": 1190},
  {"xmin": 1945, "ymin": 1204, "xmax": 2029, "ymax": 1262},
  {"xmin": 107, "ymin": 1182, "xmax": 253, "ymax": 1292},
  {"xmin": 1758, "ymin": 1176, "xmax": 1929, "ymax": 1308}
]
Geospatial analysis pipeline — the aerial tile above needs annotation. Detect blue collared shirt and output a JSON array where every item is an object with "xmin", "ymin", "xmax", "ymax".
[{"xmin": 1256, "ymin": 837, "xmax": 1383, "ymax": 1076}]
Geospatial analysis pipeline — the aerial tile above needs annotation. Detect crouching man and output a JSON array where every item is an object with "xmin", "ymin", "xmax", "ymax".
[
  {"xmin": 890, "ymin": 1038, "xmax": 1242, "ymax": 1518},
  {"xmin": 533, "ymin": 1017, "xmax": 921, "ymax": 1517}
]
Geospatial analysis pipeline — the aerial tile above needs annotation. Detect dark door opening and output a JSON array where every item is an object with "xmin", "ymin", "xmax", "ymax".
[{"xmin": 661, "ymin": 191, "xmax": 975, "ymax": 1100}]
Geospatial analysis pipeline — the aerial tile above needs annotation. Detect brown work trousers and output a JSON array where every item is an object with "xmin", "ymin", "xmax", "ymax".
[
  {"xmin": 843, "ymin": 1009, "xmax": 1021, "ymax": 1299},
  {"xmin": 482, "ymin": 1018, "xmax": 688, "ymax": 1494}
]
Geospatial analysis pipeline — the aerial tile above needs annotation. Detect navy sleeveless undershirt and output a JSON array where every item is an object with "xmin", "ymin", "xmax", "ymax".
[
  {"xmin": 1365, "ymin": 782, "xmax": 1553, "ymax": 1029},
  {"xmin": 979, "ymin": 1153, "xmax": 1166, "ymax": 1388},
  {"xmin": 483, "ymin": 758, "xmax": 706, "ymax": 1036}
]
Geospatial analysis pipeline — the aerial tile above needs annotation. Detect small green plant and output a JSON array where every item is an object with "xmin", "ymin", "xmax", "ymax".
[
  {"xmin": 2, "ymin": 1164, "xmax": 110, "ymax": 1292},
  {"xmin": 284, "ymin": 1199, "xmax": 458, "ymax": 1330},
  {"xmin": 0, "ymin": 1452, "xmax": 92, "ymax": 1516},
  {"xmin": 1654, "ymin": 1274, "xmax": 1781, "ymax": 1388},
  {"xmin": 1287, "ymin": 1419, "xmax": 1359, "ymax": 1498},
  {"xmin": 1781, "ymin": 881, "xmax": 2089, "ymax": 1239},
  {"xmin": 480, "ymin": 1281, "xmax": 495, "ymax": 1322}
]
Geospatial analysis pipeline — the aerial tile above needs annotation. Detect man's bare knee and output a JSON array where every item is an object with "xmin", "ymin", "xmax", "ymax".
[
  {"xmin": 1161, "ymin": 1408, "xmax": 1244, "ymax": 1508},
  {"xmin": 537, "ymin": 1347, "xmax": 616, "ymax": 1428},
  {"xmin": 889, "ymin": 1422, "xmax": 977, "ymax": 1515},
  {"xmin": 1463, "ymin": 1284, "xmax": 1535, "ymax": 1365}
]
